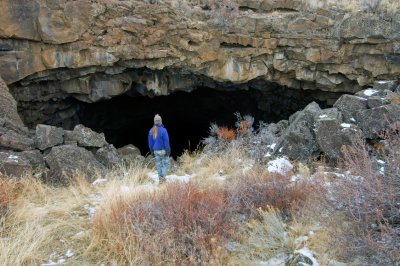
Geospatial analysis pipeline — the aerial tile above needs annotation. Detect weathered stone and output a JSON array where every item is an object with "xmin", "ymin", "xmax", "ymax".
[
  {"xmin": 0, "ymin": 151, "xmax": 31, "ymax": 178},
  {"xmin": 367, "ymin": 96, "xmax": 390, "ymax": 108},
  {"xmin": 95, "ymin": 144, "xmax": 123, "ymax": 168},
  {"xmin": 73, "ymin": 124, "xmax": 106, "ymax": 148},
  {"xmin": 0, "ymin": 1, "xmax": 399, "ymax": 122},
  {"xmin": 333, "ymin": 94, "xmax": 368, "ymax": 122},
  {"xmin": 373, "ymin": 80, "xmax": 398, "ymax": 92},
  {"xmin": 275, "ymin": 102, "xmax": 322, "ymax": 160},
  {"xmin": 63, "ymin": 130, "xmax": 77, "ymax": 145},
  {"xmin": 35, "ymin": 124, "xmax": 64, "ymax": 150},
  {"xmin": 45, "ymin": 145, "xmax": 106, "ymax": 184},
  {"xmin": 276, "ymin": 121, "xmax": 318, "ymax": 161},
  {"xmin": 0, "ymin": 76, "xmax": 24, "ymax": 127},
  {"xmin": 117, "ymin": 144, "xmax": 142, "ymax": 164},
  {"xmin": 355, "ymin": 104, "xmax": 400, "ymax": 138},
  {"xmin": 19, "ymin": 150, "xmax": 46, "ymax": 170},
  {"xmin": 314, "ymin": 108, "xmax": 362, "ymax": 159},
  {"xmin": 0, "ymin": 131, "xmax": 34, "ymax": 151}
]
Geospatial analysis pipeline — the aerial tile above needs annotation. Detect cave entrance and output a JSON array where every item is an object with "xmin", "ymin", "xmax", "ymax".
[{"xmin": 77, "ymin": 88, "xmax": 268, "ymax": 158}]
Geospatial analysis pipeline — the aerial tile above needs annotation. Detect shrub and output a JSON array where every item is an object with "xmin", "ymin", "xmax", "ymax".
[
  {"xmin": 0, "ymin": 178, "xmax": 21, "ymax": 216},
  {"xmin": 226, "ymin": 171, "xmax": 323, "ymax": 220},
  {"xmin": 203, "ymin": 113, "xmax": 279, "ymax": 163},
  {"xmin": 332, "ymin": 126, "xmax": 400, "ymax": 263},
  {"xmin": 93, "ymin": 182, "xmax": 235, "ymax": 264},
  {"xmin": 217, "ymin": 127, "xmax": 236, "ymax": 141},
  {"xmin": 234, "ymin": 206, "xmax": 295, "ymax": 262}
]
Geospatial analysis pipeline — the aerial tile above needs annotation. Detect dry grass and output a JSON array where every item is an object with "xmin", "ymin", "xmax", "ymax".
[
  {"xmin": 91, "ymin": 181, "xmax": 234, "ymax": 265},
  {"xmin": 0, "ymin": 174, "xmax": 94, "ymax": 265}
]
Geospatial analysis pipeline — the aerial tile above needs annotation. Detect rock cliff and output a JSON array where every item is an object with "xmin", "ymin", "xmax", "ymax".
[
  {"xmin": 1, "ymin": 0, "xmax": 399, "ymax": 105},
  {"xmin": 1, "ymin": 0, "xmax": 400, "ymax": 180}
]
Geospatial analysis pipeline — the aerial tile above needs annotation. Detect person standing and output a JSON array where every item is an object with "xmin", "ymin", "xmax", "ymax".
[{"xmin": 148, "ymin": 114, "xmax": 171, "ymax": 184}]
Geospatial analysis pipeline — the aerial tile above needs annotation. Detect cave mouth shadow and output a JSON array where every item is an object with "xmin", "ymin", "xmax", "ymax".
[{"xmin": 77, "ymin": 88, "xmax": 270, "ymax": 158}]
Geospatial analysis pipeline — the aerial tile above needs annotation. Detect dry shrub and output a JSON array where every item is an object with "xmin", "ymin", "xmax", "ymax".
[
  {"xmin": 217, "ymin": 127, "xmax": 236, "ymax": 141},
  {"xmin": 227, "ymin": 171, "xmax": 324, "ymax": 220},
  {"xmin": 93, "ymin": 182, "xmax": 235, "ymax": 264},
  {"xmin": 233, "ymin": 206, "xmax": 295, "ymax": 262},
  {"xmin": 0, "ymin": 178, "xmax": 22, "ymax": 216},
  {"xmin": 333, "ymin": 127, "xmax": 400, "ymax": 263},
  {"xmin": 239, "ymin": 120, "xmax": 249, "ymax": 136}
]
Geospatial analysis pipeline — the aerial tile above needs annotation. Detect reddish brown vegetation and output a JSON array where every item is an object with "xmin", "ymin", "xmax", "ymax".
[
  {"xmin": 0, "ymin": 178, "xmax": 21, "ymax": 216},
  {"xmin": 217, "ymin": 127, "xmax": 236, "ymax": 141}
]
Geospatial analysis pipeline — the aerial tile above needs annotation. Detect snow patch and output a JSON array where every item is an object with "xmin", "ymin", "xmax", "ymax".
[
  {"xmin": 167, "ymin": 174, "xmax": 192, "ymax": 183},
  {"xmin": 376, "ymin": 80, "xmax": 389, "ymax": 84},
  {"xmin": 92, "ymin": 178, "xmax": 107, "ymax": 185},
  {"xmin": 267, "ymin": 157, "xmax": 293, "ymax": 175},
  {"xmin": 340, "ymin": 123, "xmax": 351, "ymax": 128},
  {"xmin": 363, "ymin": 89, "xmax": 378, "ymax": 96},
  {"xmin": 83, "ymin": 204, "xmax": 96, "ymax": 216},
  {"xmin": 377, "ymin": 160, "xmax": 385, "ymax": 165},
  {"xmin": 146, "ymin": 171, "xmax": 194, "ymax": 184},
  {"xmin": 65, "ymin": 249, "xmax": 74, "ymax": 258},
  {"xmin": 270, "ymin": 143, "xmax": 276, "ymax": 150},
  {"xmin": 290, "ymin": 175, "xmax": 300, "ymax": 182},
  {"xmin": 259, "ymin": 254, "xmax": 287, "ymax": 266},
  {"xmin": 319, "ymin": 115, "xmax": 328, "ymax": 118}
]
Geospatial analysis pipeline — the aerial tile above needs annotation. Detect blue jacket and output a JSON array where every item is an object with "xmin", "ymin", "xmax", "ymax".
[{"xmin": 148, "ymin": 125, "xmax": 171, "ymax": 153}]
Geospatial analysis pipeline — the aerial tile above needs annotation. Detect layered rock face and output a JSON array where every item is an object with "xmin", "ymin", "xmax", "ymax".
[
  {"xmin": 0, "ymin": 0, "xmax": 400, "ymax": 181},
  {"xmin": 0, "ymin": 0, "xmax": 399, "ymax": 126}
]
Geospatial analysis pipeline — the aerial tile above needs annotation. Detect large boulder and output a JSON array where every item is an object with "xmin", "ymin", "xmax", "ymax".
[
  {"xmin": 117, "ymin": 144, "xmax": 142, "ymax": 164},
  {"xmin": 35, "ymin": 124, "xmax": 64, "ymax": 150},
  {"xmin": 0, "ymin": 76, "xmax": 24, "ymax": 127},
  {"xmin": 95, "ymin": 144, "xmax": 123, "ymax": 168},
  {"xmin": 274, "ymin": 102, "xmax": 321, "ymax": 160},
  {"xmin": 354, "ymin": 104, "xmax": 400, "ymax": 138},
  {"xmin": 314, "ymin": 108, "xmax": 363, "ymax": 159},
  {"xmin": 0, "ymin": 130, "xmax": 34, "ymax": 151},
  {"xmin": 45, "ymin": 145, "xmax": 106, "ymax": 184},
  {"xmin": 73, "ymin": 124, "xmax": 107, "ymax": 148},
  {"xmin": 333, "ymin": 94, "xmax": 368, "ymax": 123}
]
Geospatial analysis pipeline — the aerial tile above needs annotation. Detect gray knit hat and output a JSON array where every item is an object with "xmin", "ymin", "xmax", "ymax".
[{"xmin": 154, "ymin": 114, "xmax": 162, "ymax": 124}]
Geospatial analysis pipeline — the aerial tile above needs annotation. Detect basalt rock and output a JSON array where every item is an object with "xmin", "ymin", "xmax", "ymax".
[
  {"xmin": 274, "ymin": 81, "xmax": 400, "ymax": 160},
  {"xmin": 35, "ymin": 124, "xmax": 64, "ymax": 150},
  {"xmin": 73, "ymin": 124, "xmax": 107, "ymax": 148},
  {"xmin": 45, "ymin": 145, "xmax": 106, "ymax": 185},
  {"xmin": 95, "ymin": 144, "xmax": 123, "ymax": 168},
  {"xmin": 0, "ymin": 1, "xmax": 399, "ymax": 127}
]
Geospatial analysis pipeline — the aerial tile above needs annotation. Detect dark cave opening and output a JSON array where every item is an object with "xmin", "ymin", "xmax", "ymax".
[
  {"xmin": 11, "ymin": 74, "xmax": 343, "ymax": 158},
  {"xmin": 77, "ymin": 88, "xmax": 268, "ymax": 158}
]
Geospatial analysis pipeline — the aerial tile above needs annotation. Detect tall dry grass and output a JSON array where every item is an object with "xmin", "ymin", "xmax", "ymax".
[{"xmin": 0, "ymin": 174, "xmax": 94, "ymax": 265}]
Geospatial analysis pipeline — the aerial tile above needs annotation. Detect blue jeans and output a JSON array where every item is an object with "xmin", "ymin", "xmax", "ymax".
[{"xmin": 154, "ymin": 151, "xmax": 169, "ymax": 178}]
